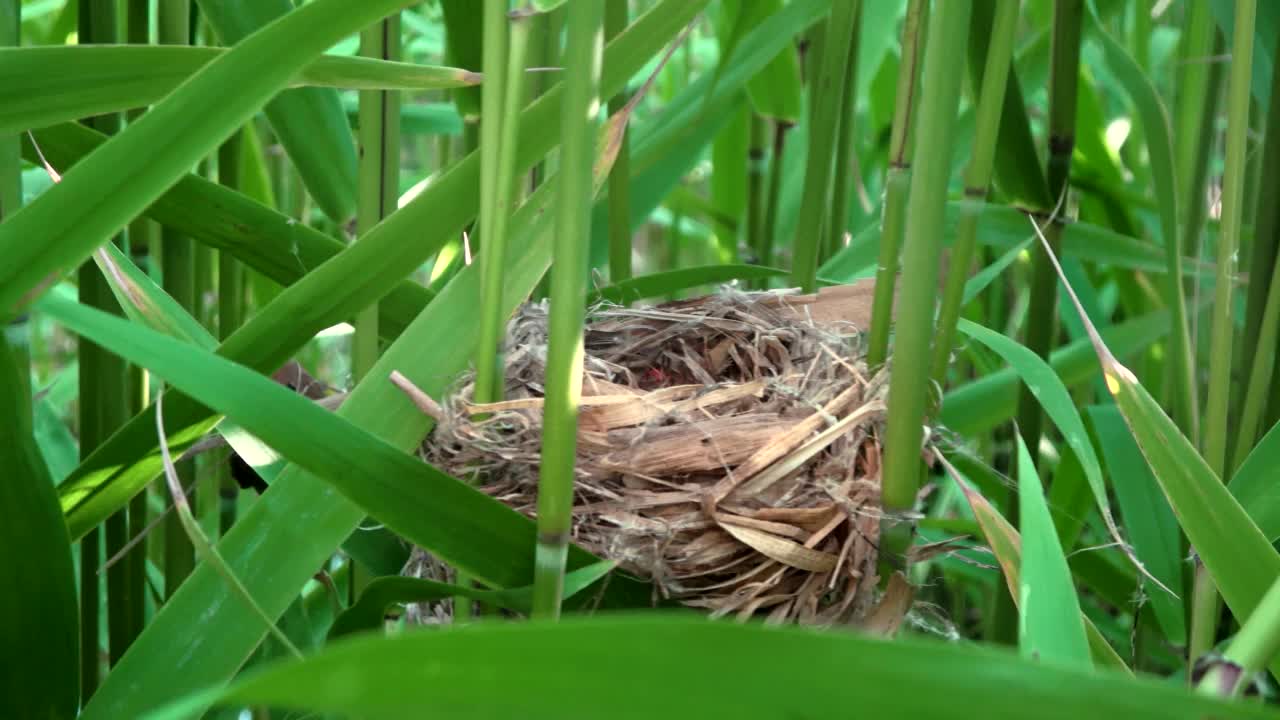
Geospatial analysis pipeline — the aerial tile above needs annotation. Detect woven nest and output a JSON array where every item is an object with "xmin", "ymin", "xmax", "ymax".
[{"xmin": 413, "ymin": 284, "xmax": 899, "ymax": 626}]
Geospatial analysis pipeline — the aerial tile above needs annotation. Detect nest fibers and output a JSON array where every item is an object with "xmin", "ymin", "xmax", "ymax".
[{"xmin": 414, "ymin": 284, "xmax": 901, "ymax": 626}]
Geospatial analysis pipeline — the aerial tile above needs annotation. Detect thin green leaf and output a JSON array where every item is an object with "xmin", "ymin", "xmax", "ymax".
[
  {"xmin": 942, "ymin": 306, "xmax": 1188, "ymax": 437},
  {"xmin": 0, "ymin": 45, "xmax": 477, "ymax": 136},
  {"xmin": 1089, "ymin": 405, "xmax": 1187, "ymax": 645},
  {"xmin": 1015, "ymin": 432, "xmax": 1092, "ymax": 669},
  {"xmin": 329, "ymin": 561, "xmax": 616, "ymax": 639},
  {"xmin": 1230, "ymin": 417, "xmax": 1280, "ymax": 542},
  {"xmin": 587, "ymin": 265, "xmax": 788, "ymax": 305}
]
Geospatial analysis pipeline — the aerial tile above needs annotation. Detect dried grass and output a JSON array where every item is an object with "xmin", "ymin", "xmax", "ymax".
[{"xmin": 411, "ymin": 284, "xmax": 902, "ymax": 625}]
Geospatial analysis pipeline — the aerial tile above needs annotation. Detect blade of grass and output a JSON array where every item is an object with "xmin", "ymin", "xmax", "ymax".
[
  {"xmin": 1089, "ymin": 404, "xmax": 1187, "ymax": 646},
  {"xmin": 1230, "ymin": 417, "xmax": 1280, "ymax": 541},
  {"xmin": 1014, "ymin": 432, "xmax": 1092, "ymax": 668},
  {"xmin": 239, "ymin": 621, "xmax": 1280, "ymax": 720},
  {"xmin": 943, "ymin": 305, "xmax": 1188, "ymax": 437},
  {"xmin": 0, "ymin": 45, "xmax": 477, "ymax": 136}
]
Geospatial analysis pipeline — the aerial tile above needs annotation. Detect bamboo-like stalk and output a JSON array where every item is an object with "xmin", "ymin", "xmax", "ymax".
[
  {"xmin": 746, "ymin": 113, "xmax": 768, "ymax": 277},
  {"xmin": 1014, "ymin": 0, "xmax": 1082, "ymax": 468},
  {"xmin": 879, "ymin": 0, "xmax": 972, "ymax": 559},
  {"xmin": 0, "ymin": 0, "xmax": 15, "ymax": 226},
  {"xmin": 1231, "ymin": 48, "xmax": 1280, "ymax": 471},
  {"xmin": 354, "ymin": 13, "xmax": 403, "ymax": 384},
  {"xmin": 788, "ymin": 0, "xmax": 859, "ymax": 292},
  {"xmin": 1201, "ymin": 0, "xmax": 1254, "ymax": 479},
  {"xmin": 77, "ymin": 0, "xmax": 130, "ymax": 685},
  {"xmin": 1186, "ymin": 0, "xmax": 1257, "ymax": 668},
  {"xmin": 532, "ymin": 0, "xmax": 603, "ymax": 619},
  {"xmin": 158, "ymin": 0, "xmax": 195, "ymax": 599},
  {"xmin": 216, "ymin": 130, "xmax": 244, "ymax": 536},
  {"xmin": 866, "ymin": 0, "xmax": 926, "ymax": 368},
  {"xmin": 605, "ymin": 0, "xmax": 632, "ymax": 284},
  {"xmin": 930, "ymin": 0, "xmax": 1020, "ymax": 385},
  {"xmin": 474, "ymin": 0, "xmax": 527, "ymax": 408},
  {"xmin": 757, "ymin": 121, "xmax": 790, "ymax": 281},
  {"xmin": 823, "ymin": 3, "xmax": 861, "ymax": 263},
  {"xmin": 123, "ymin": 0, "xmax": 153, "ymax": 654}
]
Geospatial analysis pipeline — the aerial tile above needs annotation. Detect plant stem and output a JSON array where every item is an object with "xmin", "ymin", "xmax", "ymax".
[
  {"xmin": 76, "ymin": 0, "xmax": 135, "ymax": 673},
  {"xmin": 1015, "ymin": 0, "xmax": 1082, "ymax": 468},
  {"xmin": 824, "ymin": 3, "xmax": 861, "ymax": 263},
  {"xmin": 746, "ymin": 113, "xmax": 768, "ymax": 276},
  {"xmin": 931, "ymin": 0, "xmax": 1020, "ymax": 385},
  {"xmin": 1197, "ymin": 571, "xmax": 1280, "ymax": 696},
  {"xmin": 866, "ymin": 0, "xmax": 926, "ymax": 368},
  {"xmin": 474, "ymin": 0, "xmax": 519, "ymax": 408},
  {"xmin": 217, "ymin": 129, "xmax": 244, "ymax": 536},
  {"xmin": 355, "ymin": 13, "xmax": 402, "ymax": 384},
  {"xmin": 124, "ymin": 0, "xmax": 154, "ymax": 652},
  {"xmin": 1188, "ymin": 0, "xmax": 1256, "ymax": 667},
  {"xmin": 758, "ymin": 120, "xmax": 791, "ymax": 280},
  {"xmin": 789, "ymin": 0, "xmax": 859, "ymax": 292},
  {"xmin": 606, "ymin": 0, "xmax": 632, "ymax": 284},
  {"xmin": 1233, "ymin": 39, "xmax": 1280, "ymax": 468},
  {"xmin": 1201, "ymin": 0, "xmax": 1254, "ymax": 479},
  {"xmin": 158, "ymin": 0, "xmax": 195, "ymax": 599},
  {"xmin": 533, "ymin": 0, "xmax": 603, "ymax": 619},
  {"xmin": 879, "ymin": 0, "xmax": 971, "ymax": 561}
]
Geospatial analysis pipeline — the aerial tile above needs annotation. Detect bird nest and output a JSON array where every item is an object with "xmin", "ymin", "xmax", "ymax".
[{"xmin": 410, "ymin": 284, "xmax": 898, "ymax": 626}]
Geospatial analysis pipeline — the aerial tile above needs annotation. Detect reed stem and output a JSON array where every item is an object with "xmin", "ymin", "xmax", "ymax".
[
  {"xmin": 606, "ymin": 0, "xmax": 633, "ymax": 284},
  {"xmin": 879, "ymin": 0, "xmax": 971, "ymax": 560},
  {"xmin": 866, "ymin": 0, "xmax": 926, "ymax": 368},
  {"xmin": 931, "ymin": 0, "xmax": 1020, "ymax": 385},
  {"xmin": 789, "ymin": 0, "xmax": 860, "ymax": 292},
  {"xmin": 532, "ymin": 0, "xmax": 603, "ymax": 619}
]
